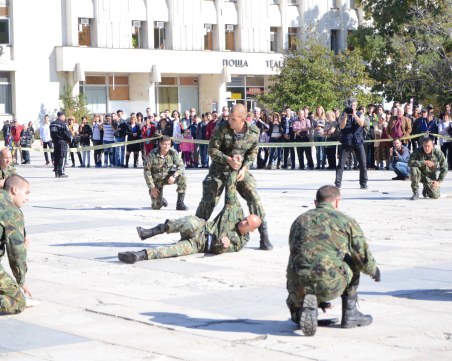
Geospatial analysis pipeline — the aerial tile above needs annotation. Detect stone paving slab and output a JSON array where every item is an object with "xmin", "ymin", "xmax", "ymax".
[{"xmin": 1, "ymin": 150, "xmax": 452, "ymax": 360}]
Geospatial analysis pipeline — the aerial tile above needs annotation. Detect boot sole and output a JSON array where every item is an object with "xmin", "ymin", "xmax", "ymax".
[
  {"xmin": 299, "ymin": 294, "xmax": 318, "ymax": 336},
  {"xmin": 259, "ymin": 242, "xmax": 273, "ymax": 250}
]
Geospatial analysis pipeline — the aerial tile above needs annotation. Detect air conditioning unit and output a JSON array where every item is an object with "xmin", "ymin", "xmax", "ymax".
[
  {"xmin": 132, "ymin": 20, "xmax": 141, "ymax": 28},
  {"xmin": 79, "ymin": 18, "xmax": 90, "ymax": 25},
  {"xmin": 155, "ymin": 21, "xmax": 164, "ymax": 29},
  {"xmin": 204, "ymin": 24, "xmax": 212, "ymax": 32},
  {"xmin": 226, "ymin": 24, "xmax": 234, "ymax": 32}
]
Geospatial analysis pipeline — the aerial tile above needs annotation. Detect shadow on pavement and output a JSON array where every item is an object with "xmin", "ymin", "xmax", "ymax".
[
  {"xmin": 361, "ymin": 289, "xmax": 452, "ymax": 301},
  {"xmin": 50, "ymin": 242, "xmax": 167, "ymax": 248},
  {"xmin": 142, "ymin": 312, "xmax": 299, "ymax": 336},
  {"xmin": 32, "ymin": 205, "xmax": 151, "ymax": 211}
]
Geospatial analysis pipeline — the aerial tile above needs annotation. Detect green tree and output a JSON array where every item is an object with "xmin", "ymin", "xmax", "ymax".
[
  {"xmin": 350, "ymin": 0, "xmax": 452, "ymax": 107},
  {"xmin": 259, "ymin": 37, "xmax": 379, "ymax": 112},
  {"xmin": 59, "ymin": 85, "xmax": 90, "ymax": 121}
]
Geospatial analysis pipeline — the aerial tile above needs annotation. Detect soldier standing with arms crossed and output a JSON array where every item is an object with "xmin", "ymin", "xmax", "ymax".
[{"xmin": 195, "ymin": 103, "xmax": 273, "ymax": 250}]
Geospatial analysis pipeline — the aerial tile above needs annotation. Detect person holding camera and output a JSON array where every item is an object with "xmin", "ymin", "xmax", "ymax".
[
  {"xmin": 144, "ymin": 135, "xmax": 188, "ymax": 210},
  {"xmin": 390, "ymin": 138, "xmax": 411, "ymax": 180},
  {"xmin": 334, "ymin": 98, "xmax": 368, "ymax": 189}
]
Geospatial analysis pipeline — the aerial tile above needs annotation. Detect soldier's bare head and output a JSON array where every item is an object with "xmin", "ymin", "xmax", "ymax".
[
  {"xmin": 238, "ymin": 214, "xmax": 261, "ymax": 235},
  {"xmin": 159, "ymin": 135, "xmax": 172, "ymax": 154},
  {"xmin": 0, "ymin": 148, "xmax": 13, "ymax": 168},
  {"xmin": 229, "ymin": 104, "xmax": 247, "ymax": 132},
  {"xmin": 315, "ymin": 185, "xmax": 340, "ymax": 209},
  {"xmin": 422, "ymin": 137, "xmax": 434, "ymax": 155},
  {"xmin": 4, "ymin": 175, "xmax": 30, "ymax": 208}
]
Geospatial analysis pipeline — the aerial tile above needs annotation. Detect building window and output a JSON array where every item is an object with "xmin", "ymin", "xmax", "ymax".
[
  {"xmin": 270, "ymin": 27, "xmax": 279, "ymax": 52},
  {"xmin": 288, "ymin": 0, "xmax": 298, "ymax": 4},
  {"xmin": 349, "ymin": 0, "xmax": 357, "ymax": 9},
  {"xmin": 331, "ymin": 29, "xmax": 339, "ymax": 54},
  {"xmin": 78, "ymin": 18, "xmax": 91, "ymax": 46},
  {"xmin": 347, "ymin": 30, "xmax": 355, "ymax": 51},
  {"xmin": 0, "ymin": 18, "xmax": 10, "ymax": 45},
  {"xmin": 154, "ymin": 21, "xmax": 166, "ymax": 49},
  {"xmin": 204, "ymin": 24, "xmax": 213, "ymax": 50},
  {"xmin": 288, "ymin": 27, "xmax": 297, "ymax": 51},
  {"xmin": 0, "ymin": 72, "xmax": 12, "ymax": 114},
  {"xmin": 225, "ymin": 24, "xmax": 235, "ymax": 51},
  {"xmin": 132, "ymin": 20, "xmax": 144, "ymax": 48},
  {"xmin": 330, "ymin": 0, "xmax": 338, "ymax": 8}
]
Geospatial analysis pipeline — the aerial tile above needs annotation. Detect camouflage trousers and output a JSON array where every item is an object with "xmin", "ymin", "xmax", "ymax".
[
  {"xmin": 145, "ymin": 216, "xmax": 207, "ymax": 259},
  {"xmin": 149, "ymin": 174, "xmax": 188, "ymax": 209},
  {"xmin": 410, "ymin": 167, "xmax": 441, "ymax": 199},
  {"xmin": 286, "ymin": 262, "xmax": 360, "ymax": 314},
  {"xmin": 195, "ymin": 167, "xmax": 266, "ymax": 222},
  {"xmin": 0, "ymin": 264, "xmax": 26, "ymax": 314}
]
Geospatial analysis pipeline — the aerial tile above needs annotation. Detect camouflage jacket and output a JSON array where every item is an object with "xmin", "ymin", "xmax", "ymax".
[
  {"xmin": 287, "ymin": 203, "xmax": 377, "ymax": 281},
  {"xmin": 205, "ymin": 204, "xmax": 248, "ymax": 254},
  {"xmin": 1, "ymin": 164, "xmax": 17, "ymax": 181},
  {"xmin": 144, "ymin": 147, "xmax": 185, "ymax": 189},
  {"xmin": 408, "ymin": 147, "xmax": 448, "ymax": 181},
  {"xmin": 208, "ymin": 121, "xmax": 259, "ymax": 171},
  {"xmin": 0, "ymin": 189, "xmax": 27, "ymax": 285}
]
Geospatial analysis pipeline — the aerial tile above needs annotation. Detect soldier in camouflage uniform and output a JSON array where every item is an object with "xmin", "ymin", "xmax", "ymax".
[
  {"xmin": 117, "ymin": 203, "xmax": 261, "ymax": 263},
  {"xmin": 0, "ymin": 175, "xmax": 33, "ymax": 314},
  {"xmin": 287, "ymin": 185, "xmax": 380, "ymax": 336},
  {"xmin": 0, "ymin": 148, "xmax": 16, "ymax": 188},
  {"xmin": 408, "ymin": 137, "xmax": 448, "ymax": 200},
  {"xmin": 144, "ymin": 135, "xmax": 188, "ymax": 211},
  {"xmin": 195, "ymin": 103, "xmax": 273, "ymax": 251}
]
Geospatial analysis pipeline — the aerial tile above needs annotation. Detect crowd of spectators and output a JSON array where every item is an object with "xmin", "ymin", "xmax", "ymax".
[{"xmin": 1, "ymin": 102, "xmax": 451, "ymax": 171}]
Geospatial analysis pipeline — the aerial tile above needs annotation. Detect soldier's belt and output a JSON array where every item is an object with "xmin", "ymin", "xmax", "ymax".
[{"xmin": 9, "ymin": 132, "xmax": 448, "ymax": 153}]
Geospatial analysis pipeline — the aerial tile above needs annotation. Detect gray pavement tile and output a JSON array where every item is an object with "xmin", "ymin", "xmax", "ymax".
[{"xmin": 0, "ymin": 319, "xmax": 88, "ymax": 353}]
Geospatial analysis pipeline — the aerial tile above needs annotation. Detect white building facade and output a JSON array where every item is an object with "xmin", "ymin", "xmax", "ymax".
[{"xmin": 0, "ymin": 0, "xmax": 362, "ymax": 122}]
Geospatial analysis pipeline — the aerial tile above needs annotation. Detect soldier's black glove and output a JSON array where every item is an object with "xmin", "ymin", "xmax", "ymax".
[
  {"xmin": 318, "ymin": 302, "xmax": 331, "ymax": 313},
  {"xmin": 371, "ymin": 267, "xmax": 381, "ymax": 282}
]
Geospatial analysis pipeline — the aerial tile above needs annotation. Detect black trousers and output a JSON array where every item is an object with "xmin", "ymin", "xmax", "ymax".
[
  {"xmin": 54, "ymin": 141, "xmax": 68, "ymax": 175},
  {"xmin": 335, "ymin": 143, "xmax": 368, "ymax": 187},
  {"xmin": 42, "ymin": 140, "xmax": 54, "ymax": 163}
]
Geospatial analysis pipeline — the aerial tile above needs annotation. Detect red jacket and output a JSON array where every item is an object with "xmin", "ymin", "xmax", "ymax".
[
  {"xmin": 12, "ymin": 125, "xmax": 23, "ymax": 142},
  {"xmin": 206, "ymin": 120, "xmax": 218, "ymax": 140}
]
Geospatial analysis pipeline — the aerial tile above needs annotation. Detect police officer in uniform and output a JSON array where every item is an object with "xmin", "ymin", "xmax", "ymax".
[{"xmin": 50, "ymin": 111, "xmax": 72, "ymax": 178}]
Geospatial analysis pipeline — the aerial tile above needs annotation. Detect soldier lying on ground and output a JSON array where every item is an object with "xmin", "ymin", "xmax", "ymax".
[
  {"xmin": 117, "ymin": 203, "xmax": 261, "ymax": 264},
  {"xmin": 286, "ymin": 185, "xmax": 381, "ymax": 336}
]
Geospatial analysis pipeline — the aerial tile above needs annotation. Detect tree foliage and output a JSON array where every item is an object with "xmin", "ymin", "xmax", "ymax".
[
  {"xmin": 258, "ymin": 37, "xmax": 379, "ymax": 112},
  {"xmin": 350, "ymin": 0, "xmax": 452, "ymax": 107},
  {"xmin": 59, "ymin": 85, "xmax": 90, "ymax": 121}
]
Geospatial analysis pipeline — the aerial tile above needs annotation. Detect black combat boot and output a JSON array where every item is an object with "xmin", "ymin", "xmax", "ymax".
[
  {"xmin": 125, "ymin": 154, "xmax": 130, "ymax": 168},
  {"xmin": 176, "ymin": 193, "xmax": 189, "ymax": 210},
  {"xmin": 299, "ymin": 294, "xmax": 318, "ymax": 336},
  {"xmin": 411, "ymin": 191, "xmax": 419, "ymax": 200},
  {"xmin": 340, "ymin": 294, "xmax": 373, "ymax": 328},
  {"xmin": 258, "ymin": 221, "xmax": 273, "ymax": 250},
  {"xmin": 136, "ymin": 223, "xmax": 169, "ymax": 240},
  {"xmin": 118, "ymin": 249, "xmax": 148, "ymax": 264},
  {"xmin": 422, "ymin": 187, "xmax": 428, "ymax": 198}
]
